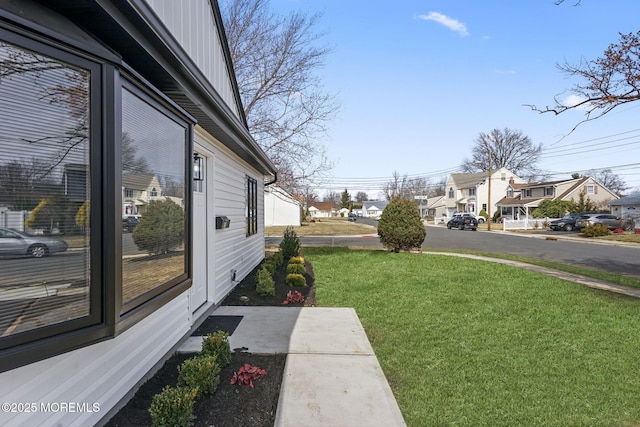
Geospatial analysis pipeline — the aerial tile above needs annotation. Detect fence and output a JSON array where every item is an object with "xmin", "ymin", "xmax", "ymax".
[{"xmin": 502, "ymin": 218, "xmax": 559, "ymax": 231}]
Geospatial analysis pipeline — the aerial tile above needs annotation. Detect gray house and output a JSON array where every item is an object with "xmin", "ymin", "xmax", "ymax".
[{"xmin": 0, "ymin": 1, "xmax": 276, "ymax": 425}]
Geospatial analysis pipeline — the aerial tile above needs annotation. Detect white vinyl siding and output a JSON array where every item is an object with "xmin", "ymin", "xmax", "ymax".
[
  {"xmin": 195, "ymin": 127, "xmax": 265, "ymax": 303},
  {"xmin": 145, "ymin": 0, "xmax": 239, "ymax": 119},
  {"xmin": 0, "ymin": 292, "xmax": 190, "ymax": 427}
]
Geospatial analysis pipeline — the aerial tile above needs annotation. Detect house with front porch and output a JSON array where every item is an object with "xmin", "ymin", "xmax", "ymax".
[
  {"xmin": 122, "ymin": 174, "xmax": 164, "ymax": 217},
  {"xmin": 496, "ymin": 176, "xmax": 619, "ymax": 219},
  {"xmin": 362, "ymin": 200, "xmax": 389, "ymax": 218},
  {"xmin": 445, "ymin": 168, "xmax": 524, "ymax": 218},
  {"xmin": 0, "ymin": 1, "xmax": 277, "ymax": 426}
]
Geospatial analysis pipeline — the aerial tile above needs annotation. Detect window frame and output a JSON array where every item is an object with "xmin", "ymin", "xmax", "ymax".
[
  {"xmin": 246, "ymin": 176, "xmax": 258, "ymax": 236},
  {"xmin": 0, "ymin": 23, "xmax": 195, "ymax": 371}
]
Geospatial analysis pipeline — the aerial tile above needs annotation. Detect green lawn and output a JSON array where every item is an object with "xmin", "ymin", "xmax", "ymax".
[{"xmin": 304, "ymin": 247, "xmax": 640, "ymax": 427}]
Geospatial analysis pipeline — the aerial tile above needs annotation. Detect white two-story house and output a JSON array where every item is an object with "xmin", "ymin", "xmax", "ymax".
[{"xmin": 445, "ymin": 168, "xmax": 524, "ymax": 218}]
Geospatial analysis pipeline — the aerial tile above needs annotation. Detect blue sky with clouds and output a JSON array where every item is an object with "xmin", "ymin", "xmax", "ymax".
[{"xmin": 269, "ymin": 0, "xmax": 640, "ymax": 197}]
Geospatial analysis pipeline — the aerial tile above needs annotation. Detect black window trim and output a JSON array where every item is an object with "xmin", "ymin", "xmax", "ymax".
[{"xmin": 0, "ymin": 19, "xmax": 196, "ymax": 371}]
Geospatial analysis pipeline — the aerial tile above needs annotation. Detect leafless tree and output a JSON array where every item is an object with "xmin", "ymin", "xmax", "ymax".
[
  {"xmin": 354, "ymin": 191, "xmax": 369, "ymax": 203},
  {"xmin": 322, "ymin": 191, "xmax": 340, "ymax": 207},
  {"xmin": 526, "ymin": 30, "xmax": 640, "ymax": 133},
  {"xmin": 382, "ymin": 171, "xmax": 430, "ymax": 202},
  {"xmin": 586, "ymin": 168, "xmax": 629, "ymax": 195},
  {"xmin": 220, "ymin": 0, "xmax": 338, "ymax": 194},
  {"xmin": 0, "ymin": 159, "xmax": 59, "ymax": 210},
  {"xmin": 461, "ymin": 128, "xmax": 543, "ymax": 182}
]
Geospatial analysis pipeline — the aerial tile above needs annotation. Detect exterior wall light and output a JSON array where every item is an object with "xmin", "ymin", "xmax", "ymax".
[{"xmin": 193, "ymin": 152, "xmax": 204, "ymax": 181}]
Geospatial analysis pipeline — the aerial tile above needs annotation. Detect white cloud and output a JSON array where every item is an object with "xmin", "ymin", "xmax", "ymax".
[
  {"xmin": 418, "ymin": 12, "xmax": 469, "ymax": 37},
  {"xmin": 562, "ymin": 94, "xmax": 593, "ymax": 110}
]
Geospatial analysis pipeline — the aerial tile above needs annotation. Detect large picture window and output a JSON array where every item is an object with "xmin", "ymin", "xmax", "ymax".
[
  {"xmin": 121, "ymin": 87, "xmax": 187, "ymax": 311},
  {"xmin": 0, "ymin": 40, "xmax": 94, "ymax": 342}
]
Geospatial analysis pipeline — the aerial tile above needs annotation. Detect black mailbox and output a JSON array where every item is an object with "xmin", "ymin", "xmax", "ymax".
[{"xmin": 216, "ymin": 216, "xmax": 230, "ymax": 229}]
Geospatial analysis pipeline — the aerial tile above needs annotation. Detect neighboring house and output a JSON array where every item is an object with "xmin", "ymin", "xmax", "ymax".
[
  {"xmin": 497, "ymin": 176, "xmax": 619, "ymax": 219},
  {"xmin": 309, "ymin": 201, "xmax": 337, "ymax": 218},
  {"xmin": 426, "ymin": 195, "xmax": 447, "ymax": 219},
  {"xmin": 609, "ymin": 193, "xmax": 640, "ymax": 224},
  {"xmin": 122, "ymin": 174, "xmax": 164, "ymax": 216},
  {"xmin": 445, "ymin": 168, "xmax": 524, "ymax": 217},
  {"xmin": 363, "ymin": 200, "xmax": 389, "ymax": 218},
  {"xmin": 264, "ymin": 186, "xmax": 301, "ymax": 227},
  {"xmin": 0, "ymin": 2, "xmax": 276, "ymax": 426}
]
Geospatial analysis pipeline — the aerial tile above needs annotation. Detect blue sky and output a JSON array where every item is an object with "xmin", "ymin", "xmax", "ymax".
[{"xmin": 269, "ymin": 0, "xmax": 640, "ymax": 198}]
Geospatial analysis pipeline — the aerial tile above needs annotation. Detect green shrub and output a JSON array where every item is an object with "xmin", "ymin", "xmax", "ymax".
[
  {"xmin": 279, "ymin": 226, "xmax": 300, "ymax": 259},
  {"xmin": 148, "ymin": 386, "xmax": 197, "ymax": 427},
  {"xmin": 133, "ymin": 199, "xmax": 184, "ymax": 254},
  {"xmin": 582, "ymin": 224, "xmax": 611, "ymax": 237},
  {"xmin": 289, "ymin": 256, "xmax": 304, "ymax": 265},
  {"xmin": 478, "ymin": 209, "xmax": 489, "ymax": 221},
  {"xmin": 177, "ymin": 355, "xmax": 221, "ymax": 397},
  {"xmin": 270, "ymin": 251, "xmax": 284, "ymax": 267},
  {"xmin": 255, "ymin": 267, "xmax": 275, "ymax": 296},
  {"xmin": 286, "ymin": 262, "xmax": 306, "ymax": 275},
  {"xmin": 262, "ymin": 258, "xmax": 277, "ymax": 275},
  {"xmin": 377, "ymin": 199, "xmax": 426, "ymax": 252},
  {"xmin": 200, "ymin": 331, "xmax": 232, "ymax": 367},
  {"xmin": 286, "ymin": 273, "xmax": 307, "ymax": 287}
]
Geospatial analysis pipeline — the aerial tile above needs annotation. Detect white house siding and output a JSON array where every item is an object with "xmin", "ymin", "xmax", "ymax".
[
  {"xmin": 0, "ymin": 292, "xmax": 190, "ymax": 427},
  {"xmin": 265, "ymin": 187, "xmax": 301, "ymax": 226},
  {"xmin": 196, "ymin": 127, "xmax": 266, "ymax": 303},
  {"xmin": 145, "ymin": 0, "xmax": 239, "ymax": 119}
]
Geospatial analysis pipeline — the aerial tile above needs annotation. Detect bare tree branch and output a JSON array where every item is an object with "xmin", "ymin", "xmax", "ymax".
[
  {"xmin": 220, "ymin": 0, "xmax": 339, "ymax": 193},
  {"xmin": 526, "ymin": 31, "xmax": 640, "ymax": 134}
]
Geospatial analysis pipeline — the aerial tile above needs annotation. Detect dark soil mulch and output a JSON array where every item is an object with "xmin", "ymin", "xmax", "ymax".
[{"xmin": 105, "ymin": 256, "xmax": 315, "ymax": 427}]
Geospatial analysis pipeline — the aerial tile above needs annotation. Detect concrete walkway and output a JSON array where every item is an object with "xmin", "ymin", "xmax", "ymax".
[{"xmin": 179, "ymin": 306, "xmax": 406, "ymax": 427}]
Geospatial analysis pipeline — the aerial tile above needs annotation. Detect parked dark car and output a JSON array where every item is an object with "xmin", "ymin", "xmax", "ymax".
[
  {"xmin": 348, "ymin": 214, "xmax": 357, "ymax": 221},
  {"xmin": 549, "ymin": 212, "xmax": 592, "ymax": 232},
  {"xmin": 0, "ymin": 227, "xmax": 68, "ymax": 258},
  {"xmin": 447, "ymin": 214, "xmax": 478, "ymax": 231},
  {"xmin": 574, "ymin": 213, "xmax": 624, "ymax": 231},
  {"xmin": 122, "ymin": 216, "xmax": 140, "ymax": 232}
]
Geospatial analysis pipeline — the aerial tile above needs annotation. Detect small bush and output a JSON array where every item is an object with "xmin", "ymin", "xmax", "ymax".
[
  {"xmin": 255, "ymin": 267, "xmax": 275, "ymax": 296},
  {"xmin": 270, "ymin": 251, "xmax": 284, "ymax": 267},
  {"xmin": 286, "ymin": 262, "xmax": 306, "ymax": 275},
  {"xmin": 262, "ymin": 258, "xmax": 277, "ymax": 275},
  {"xmin": 582, "ymin": 224, "xmax": 610, "ymax": 237},
  {"xmin": 133, "ymin": 199, "xmax": 184, "ymax": 255},
  {"xmin": 377, "ymin": 199, "xmax": 426, "ymax": 252},
  {"xmin": 283, "ymin": 290, "xmax": 305, "ymax": 305},
  {"xmin": 201, "ymin": 331, "xmax": 232, "ymax": 367},
  {"xmin": 177, "ymin": 355, "xmax": 221, "ymax": 397},
  {"xmin": 286, "ymin": 273, "xmax": 307, "ymax": 287},
  {"xmin": 148, "ymin": 386, "xmax": 197, "ymax": 427},
  {"xmin": 289, "ymin": 256, "xmax": 304, "ymax": 265},
  {"xmin": 279, "ymin": 226, "xmax": 300, "ymax": 259}
]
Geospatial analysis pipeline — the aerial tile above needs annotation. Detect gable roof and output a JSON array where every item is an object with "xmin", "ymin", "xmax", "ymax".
[
  {"xmin": 610, "ymin": 193, "xmax": 640, "ymax": 206},
  {"xmin": 362, "ymin": 200, "xmax": 389, "ymax": 211},
  {"xmin": 309, "ymin": 202, "xmax": 335, "ymax": 211},
  {"xmin": 449, "ymin": 172, "xmax": 486, "ymax": 188},
  {"xmin": 43, "ymin": 0, "xmax": 276, "ymax": 177},
  {"xmin": 122, "ymin": 174, "xmax": 158, "ymax": 190}
]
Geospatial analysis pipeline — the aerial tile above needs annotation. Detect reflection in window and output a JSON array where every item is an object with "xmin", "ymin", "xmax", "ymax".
[
  {"xmin": 0, "ymin": 41, "xmax": 91, "ymax": 336},
  {"xmin": 121, "ymin": 88, "xmax": 186, "ymax": 309}
]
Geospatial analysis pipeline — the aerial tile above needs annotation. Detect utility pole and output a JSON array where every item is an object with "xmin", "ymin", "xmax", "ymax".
[{"xmin": 487, "ymin": 151, "xmax": 492, "ymax": 231}]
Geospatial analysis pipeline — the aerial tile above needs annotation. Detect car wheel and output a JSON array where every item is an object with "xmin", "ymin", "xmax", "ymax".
[
  {"xmin": 564, "ymin": 224, "xmax": 573, "ymax": 232},
  {"xmin": 472, "ymin": 227, "xmax": 477, "ymax": 231},
  {"xmin": 458, "ymin": 224, "xmax": 464, "ymax": 231},
  {"xmin": 447, "ymin": 224, "xmax": 452, "ymax": 229},
  {"xmin": 29, "ymin": 244, "xmax": 47, "ymax": 258}
]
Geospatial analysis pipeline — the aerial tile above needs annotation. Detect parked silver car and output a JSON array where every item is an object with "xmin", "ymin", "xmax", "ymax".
[
  {"xmin": 0, "ymin": 228, "xmax": 68, "ymax": 258},
  {"xmin": 574, "ymin": 214, "xmax": 623, "ymax": 231}
]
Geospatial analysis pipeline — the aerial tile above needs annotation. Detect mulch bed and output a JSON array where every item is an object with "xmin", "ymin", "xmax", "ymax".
[{"xmin": 105, "ymin": 256, "xmax": 315, "ymax": 427}]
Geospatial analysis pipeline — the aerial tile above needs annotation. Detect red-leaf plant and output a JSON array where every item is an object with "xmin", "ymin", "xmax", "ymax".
[
  {"xmin": 230, "ymin": 364, "xmax": 267, "ymax": 388},
  {"xmin": 282, "ymin": 290, "xmax": 305, "ymax": 305}
]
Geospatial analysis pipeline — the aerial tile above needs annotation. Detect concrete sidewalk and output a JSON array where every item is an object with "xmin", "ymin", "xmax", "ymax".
[{"xmin": 179, "ymin": 306, "xmax": 406, "ymax": 427}]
